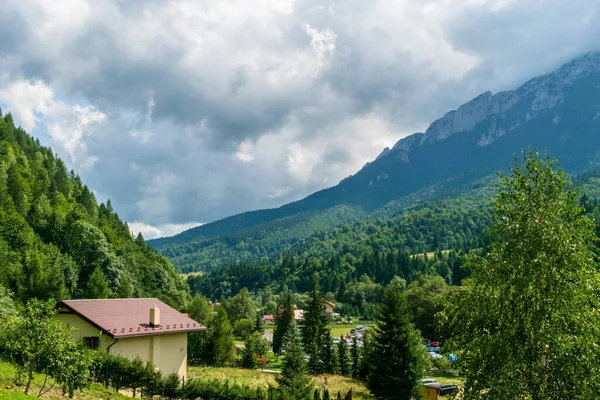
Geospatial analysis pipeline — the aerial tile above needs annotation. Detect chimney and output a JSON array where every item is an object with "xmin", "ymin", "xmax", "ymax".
[{"xmin": 149, "ymin": 305, "xmax": 161, "ymax": 327}]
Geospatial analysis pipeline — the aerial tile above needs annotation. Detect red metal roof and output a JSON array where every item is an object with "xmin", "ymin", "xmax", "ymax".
[{"xmin": 57, "ymin": 298, "xmax": 207, "ymax": 339}]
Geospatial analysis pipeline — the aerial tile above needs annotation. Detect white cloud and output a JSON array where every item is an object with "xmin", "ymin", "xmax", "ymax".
[
  {"xmin": 1, "ymin": 0, "xmax": 599, "ymax": 234},
  {"xmin": 128, "ymin": 222, "xmax": 203, "ymax": 240}
]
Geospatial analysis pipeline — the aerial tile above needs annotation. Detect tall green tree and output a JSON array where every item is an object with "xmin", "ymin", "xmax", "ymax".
[
  {"xmin": 303, "ymin": 274, "xmax": 329, "ymax": 374},
  {"xmin": 84, "ymin": 267, "xmax": 109, "ymax": 299},
  {"xmin": 337, "ymin": 336, "xmax": 350, "ymax": 377},
  {"xmin": 454, "ymin": 151, "xmax": 600, "ymax": 399},
  {"xmin": 350, "ymin": 336, "xmax": 360, "ymax": 379},
  {"xmin": 367, "ymin": 285, "xmax": 425, "ymax": 400},
  {"xmin": 241, "ymin": 336, "xmax": 257, "ymax": 369},
  {"xmin": 321, "ymin": 330, "xmax": 337, "ymax": 375},
  {"xmin": 276, "ymin": 324, "xmax": 313, "ymax": 400},
  {"xmin": 206, "ymin": 306, "xmax": 235, "ymax": 367},
  {"xmin": 273, "ymin": 291, "xmax": 294, "ymax": 355}
]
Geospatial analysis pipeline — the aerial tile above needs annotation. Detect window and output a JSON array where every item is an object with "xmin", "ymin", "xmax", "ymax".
[{"xmin": 83, "ymin": 336, "xmax": 99, "ymax": 349}]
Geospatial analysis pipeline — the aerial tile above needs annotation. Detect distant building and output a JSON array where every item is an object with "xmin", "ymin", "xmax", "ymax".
[
  {"xmin": 262, "ymin": 314, "xmax": 275, "ymax": 324},
  {"xmin": 323, "ymin": 300, "xmax": 336, "ymax": 316},
  {"xmin": 294, "ymin": 309, "xmax": 304, "ymax": 321},
  {"xmin": 55, "ymin": 298, "xmax": 207, "ymax": 379}
]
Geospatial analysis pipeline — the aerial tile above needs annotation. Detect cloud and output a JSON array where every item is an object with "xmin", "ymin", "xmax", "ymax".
[
  {"xmin": 128, "ymin": 222, "xmax": 203, "ymax": 240},
  {"xmin": 1, "ymin": 0, "xmax": 600, "ymax": 231}
]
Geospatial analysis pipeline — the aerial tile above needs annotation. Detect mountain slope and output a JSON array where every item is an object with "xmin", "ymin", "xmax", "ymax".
[
  {"xmin": 151, "ymin": 52, "xmax": 600, "ymax": 272},
  {"xmin": 0, "ymin": 111, "xmax": 189, "ymax": 306}
]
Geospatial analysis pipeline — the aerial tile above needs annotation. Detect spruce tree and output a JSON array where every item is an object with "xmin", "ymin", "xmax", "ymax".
[
  {"xmin": 321, "ymin": 330, "xmax": 336, "ymax": 374},
  {"xmin": 273, "ymin": 291, "xmax": 294, "ymax": 355},
  {"xmin": 351, "ymin": 336, "xmax": 359, "ymax": 379},
  {"xmin": 254, "ymin": 311, "xmax": 265, "ymax": 334},
  {"xmin": 337, "ymin": 336, "xmax": 350, "ymax": 377},
  {"xmin": 276, "ymin": 324, "xmax": 313, "ymax": 400},
  {"xmin": 303, "ymin": 274, "xmax": 328, "ymax": 374},
  {"xmin": 241, "ymin": 335, "xmax": 257, "ymax": 369},
  {"xmin": 206, "ymin": 306, "xmax": 235, "ymax": 367},
  {"xmin": 367, "ymin": 285, "xmax": 425, "ymax": 400}
]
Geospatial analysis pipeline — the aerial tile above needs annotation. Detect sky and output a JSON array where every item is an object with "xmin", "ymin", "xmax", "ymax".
[{"xmin": 1, "ymin": 0, "xmax": 600, "ymax": 239}]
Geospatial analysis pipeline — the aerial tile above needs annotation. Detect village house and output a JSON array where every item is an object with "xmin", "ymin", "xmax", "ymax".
[{"xmin": 55, "ymin": 298, "xmax": 206, "ymax": 379}]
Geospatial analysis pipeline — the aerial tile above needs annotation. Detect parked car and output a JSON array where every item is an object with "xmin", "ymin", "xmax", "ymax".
[
  {"xmin": 355, "ymin": 325, "xmax": 367, "ymax": 331},
  {"xmin": 429, "ymin": 352, "xmax": 443, "ymax": 359},
  {"xmin": 440, "ymin": 384, "xmax": 459, "ymax": 396},
  {"xmin": 332, "ymin": 337, "xmax": 341, "ymax": 344},
  {"xmin": 418, "ymin": 379, "xmax": 438, "ymax": 385}
]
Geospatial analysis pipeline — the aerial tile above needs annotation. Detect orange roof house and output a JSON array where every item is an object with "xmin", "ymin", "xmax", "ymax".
[{"xmin": 55, "ymin": 298, "xmax": 206, "ymax": 379}]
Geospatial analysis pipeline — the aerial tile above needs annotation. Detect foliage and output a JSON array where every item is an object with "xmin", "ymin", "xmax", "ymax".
[
  {"xmin": 273, "ymin": 291, "xmax": 294, "ymax": 355},
  {"xmin": 337, "ymin": 337, "xmax": 350, "ymax": 377},
  {"xmin": 404, "ymin": 274, "xmax": 451, "ymax": 340},
  {"xmin": 205, "ymin": 306, "xmax": 235, "ymax": 367},
  {"xmin": 350, "ymin": 337, "xmax": 360, "ymax": 380},
  {"xmin": 453, "ymin": 151, "xmax": 600, "ymax": 399},
  {"xmin": 241, "ymin": 336, "xmax": 258, "ymax": 369},
  {"xmin": 247, "ymin": 331, "xmax": 270, "ymax": 358},
  {"xmin": 0, "ymin": 112, "xmax": 188, "ymax": 306},
  {"xmin": 276, "ymin": 324, "xmax": 313, "ymax": 400},
  {"xmin": 1, "ymin": 299, "xmax": 94, "ymax": 397},
  {"xmin": 234, "ymin": 318, "xmax": 256, "ymax": 340},
  {"xmin": 303, "ymin": 274, "xmax": 329, "ymax": 375},
  {"xmin": 367, "ymin": 285, "xmax": 425, "ymax": 400}
]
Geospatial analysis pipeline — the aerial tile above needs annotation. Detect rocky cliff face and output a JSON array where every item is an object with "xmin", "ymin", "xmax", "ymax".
[{"xmin": 375, "ymin": 52, "xmax": 600, "ymax": 162}]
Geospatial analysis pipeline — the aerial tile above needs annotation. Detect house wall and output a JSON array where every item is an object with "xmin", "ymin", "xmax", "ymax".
[
  {"xmin": 54, "ymin": 314, "xmax": 189, "ymax": 379},
  {"xmin": 324, "ymin": 304, "xmax": 335, "ymax": 314}
]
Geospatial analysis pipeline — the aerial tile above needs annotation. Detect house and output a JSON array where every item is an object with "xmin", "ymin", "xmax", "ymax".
[
  {"xmin": 294, "ymin": 309, "xmax": 304, "ymax": 321},
  {"xmin": 323, "ymin": 300, "xmax": 336, "ymax": 316},
  {"xmin": 55, "ymin": 298, "xmax": 206, "ymax": 379},
  {"xmin": 262, "ymin": 314, "xmax": 275, "ymax": 324}
]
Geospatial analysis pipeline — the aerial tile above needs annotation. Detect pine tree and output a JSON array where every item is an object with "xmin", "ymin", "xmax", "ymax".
[
  {"xmin": 323, "ymin": 389, "xmax": 330, "ymax": 400},
  {"xmin": 304, "ymin": 274, "xmax": 328, "ymax": 374},
  {"xmin": 273, "ymin": 291, "xmax": 294, "ymax": 355},
  {"xmin": 358, "ymin": 331, "xmax": 370, "ymax": 381},
  {"xmin": 351, "ymin": 336, "xmax": 360, "ymax": 379},
  {"xmin": 337, "ymin": 336, "xmax": 350, "ymax": 377},
  {"xmin": 367, "ymin": 285, "xmax": 425, "ymax": 400},
  {"xmin": 241, "ymin": 336, "xmax": 257, "ymax": 369},
  {"xmin": 321, "ymin": 330, "xmax": 336, "ymax": 374},
  {"xmin": 254, "ymin": 311, "xmax": 264, "ymax": 334},
  {"xmin": 276, "ymin": 324, "xmax": 313, "ymax": 400}
]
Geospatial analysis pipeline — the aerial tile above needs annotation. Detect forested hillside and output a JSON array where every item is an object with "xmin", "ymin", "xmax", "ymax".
[
  {"xmin": 0, "ymin": 111, "xmax": 188, "ymax": 307},
  {"xmin": 151, "ymin": 53, "xmax": 600, "ymax": 272}
]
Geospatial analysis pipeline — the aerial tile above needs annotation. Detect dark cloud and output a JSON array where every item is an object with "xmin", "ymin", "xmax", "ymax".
[{"xmin": 1, "ymin": 0, "xmax": 600, "ymax": 237}]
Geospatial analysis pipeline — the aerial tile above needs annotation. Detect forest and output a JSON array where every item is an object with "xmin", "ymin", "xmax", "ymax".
[{"xmin": 0, "ymin": 110, "xmax": 189, "ymax": 307}]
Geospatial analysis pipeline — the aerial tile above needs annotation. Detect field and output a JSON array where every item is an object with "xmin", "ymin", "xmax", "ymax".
[{"xmin": 188, "ymin": 366, "xmax": 372, "ymax": 399}]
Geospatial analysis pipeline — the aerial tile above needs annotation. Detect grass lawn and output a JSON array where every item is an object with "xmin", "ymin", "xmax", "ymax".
[
  {"xmin": 0, "ymin": 361, "xmax": 128, "ymax": 400},
  {"xmin": 424, "ymin": 370, "xmax": 465, "ymax": 385},
  {"xmin": 188, "ymin": 366, "xmax": 373, "ymax": 399},
  {"xmin": 328, "ymin": 323, "xmax": 373, "ymax": 338}
]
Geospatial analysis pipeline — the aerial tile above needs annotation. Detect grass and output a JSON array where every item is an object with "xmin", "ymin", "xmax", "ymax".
[
  {"xmin": 188, "ymin": 366, "xmax": 372, "ymax": 399},
  {"xmin": 0, "ymin": 361, "xmax": 128, "ymax": 400},
  {"xmin": 328, "ymin": 323, "xmax": 373, "ymax": 338},
  {"xmin": 424, "ymin": 370, "xmax": 465, "ymax": 385}
]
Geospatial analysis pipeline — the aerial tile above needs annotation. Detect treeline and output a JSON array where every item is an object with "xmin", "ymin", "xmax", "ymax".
[
  {"xmin": 189, "ymin": 249, "xmax": 470, "ymax": 319},
  {"xmin": 0, "ymin": 111, "xmax": 188, "ymax": 307}
]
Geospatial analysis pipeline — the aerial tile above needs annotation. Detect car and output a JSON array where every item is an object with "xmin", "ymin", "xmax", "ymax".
[
  {"xmin": 418, "ymin": 379, "xmax": 438, "ymax": 385},
  {"xmin": 332, "ymin": 337, "xmax": 341, "ymax": 344},
  {"xmin": 429, "ymin": 352, "xmax": 443, "ymax": 359},
  {"xmin": 440, "ymin": 384, "xmax": 459, "ymax": 396},
  {"xmin": 355, "ymin": 325, "xmax": 366, "ymax": 331}
]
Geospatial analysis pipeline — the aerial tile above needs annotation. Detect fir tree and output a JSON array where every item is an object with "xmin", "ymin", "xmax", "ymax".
[
  {"xmin": 321, "ymin": 330, "xmax": 336, "ymax": 374},
  {"xmin": 254, "ymin": 311, "xmax": 265, "ymax": 334},
  {"xmin": 351, "ymin": 336, "xmax": 360, "ymax": 379},
  {"xmin": 241, "ymin": 336, "xmax": 257, "ymax": 369},
  {"xmin": 367, "ymin": 284, "xmax": 425, "ymax": 400},
  {"xmin": 337, "ymin": 336, "xmax": 350, "ymax": 377},
  {"xmin": 323, "ymin": 389, "xmax": 330, "ymax": 400},
  {"xmin": 273, "ymin": 291, "xmax": 294, "ymax": 355},
  {"xmin": 276, "ymin": 324, "xmax": 313, "ymax": 400}
]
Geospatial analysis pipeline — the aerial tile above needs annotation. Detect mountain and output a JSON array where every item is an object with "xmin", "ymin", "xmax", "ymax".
[
  {"xmin": 0, "ymin": 111, "xmax": 189, "ymax": 306},
  {"xmin": 150, "ymin": 52, "xmax": 600, "ymax": 272}
]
